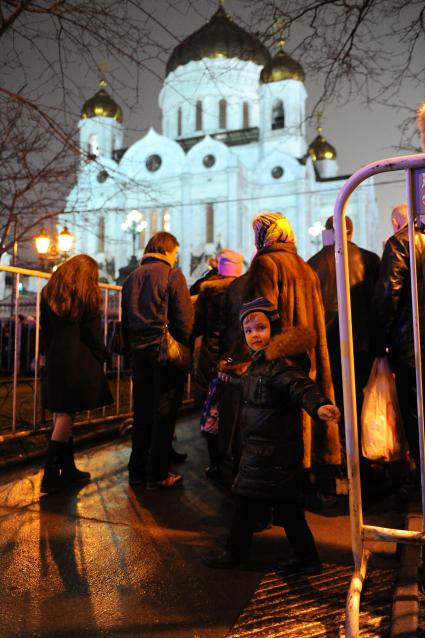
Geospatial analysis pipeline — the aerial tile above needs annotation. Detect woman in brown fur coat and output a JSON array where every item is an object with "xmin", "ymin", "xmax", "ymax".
[{"xmin": 244, "ymin": 212, "xmax": 341, "ymax": 470}]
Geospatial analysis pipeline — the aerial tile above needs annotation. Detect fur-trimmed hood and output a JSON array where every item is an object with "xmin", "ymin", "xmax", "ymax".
[
  {"xmin": 264, "ymin": 325, "xmax": 316, "ymax": 361},
  {"xmin": 199, "ymin": 275, "xmax": 236, "ymax": 295}
]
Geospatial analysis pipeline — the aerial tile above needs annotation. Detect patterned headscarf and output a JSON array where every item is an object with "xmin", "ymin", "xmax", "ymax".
[{"xmin": 252, "ymin": 212, "xmax": 296, "ymax": 249}]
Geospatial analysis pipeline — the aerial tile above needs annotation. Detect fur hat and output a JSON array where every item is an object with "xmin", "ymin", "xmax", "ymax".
[
  {"xmin": 217, "ymin": 249, "xmax": 244, "ymax": 277},
  {"xmin": 239, "ymin": 297, "xmax": 280, "ymax": 326}
]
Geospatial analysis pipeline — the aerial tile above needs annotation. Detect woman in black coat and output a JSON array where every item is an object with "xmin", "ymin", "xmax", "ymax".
[{"xmin": 40, "ymin": 254, "xmax": 113, "ymax": 493}]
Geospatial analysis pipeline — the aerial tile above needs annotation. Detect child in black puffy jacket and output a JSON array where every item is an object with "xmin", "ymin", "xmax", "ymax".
[{"xmin": 203, "ymin": 297, "xmax": 340, "ymax": 573}]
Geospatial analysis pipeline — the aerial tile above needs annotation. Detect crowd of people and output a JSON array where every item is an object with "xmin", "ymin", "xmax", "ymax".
[{"xmin": 38, "ymin": 203, "xmax": 424, "ymax": 573}]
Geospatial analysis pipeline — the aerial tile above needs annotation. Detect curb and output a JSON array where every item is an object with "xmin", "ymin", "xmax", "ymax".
[{"xmin": 391, "ymin": 506, "xmax": 422, "ymax": 637}]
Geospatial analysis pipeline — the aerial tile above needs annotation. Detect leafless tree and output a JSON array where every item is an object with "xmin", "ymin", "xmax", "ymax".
[
  {"xmin": 0, "ymin": 0, "xmax": 157, "ymax": 260},
  {"xmin": 0, "ymin": 0, "xmax": 423, "ymax": 262},
  {"xmin": 240, "ymin": 0, "xmax": 424, "ymax": 147}
]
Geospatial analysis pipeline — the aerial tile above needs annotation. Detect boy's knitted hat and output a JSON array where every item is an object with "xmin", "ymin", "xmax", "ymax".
[{"xmin": 239, "ymin": 297, "xmax": 280, "ymax": 326}]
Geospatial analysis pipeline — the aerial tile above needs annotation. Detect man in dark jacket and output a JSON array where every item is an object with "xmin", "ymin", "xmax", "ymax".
[
  {"xmin": 308, "ymin": 216, "xmax": 380, "ymax": 415},
  {"xmin": 372, "ymin": 207, "xmax": 425, "ymax": 476},
  {"xmin": 122, "ymin": 232, "xmax": 194, "ymax": 490}
]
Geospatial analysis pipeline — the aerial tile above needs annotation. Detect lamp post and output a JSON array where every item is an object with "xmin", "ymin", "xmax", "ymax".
[
  {"xmin": 34, "ymin": 226, "xmax": 75, "ymax": 268},
  {"xmin": 121, "ymin": 210, "xmax": 147, "ymax": 256}
]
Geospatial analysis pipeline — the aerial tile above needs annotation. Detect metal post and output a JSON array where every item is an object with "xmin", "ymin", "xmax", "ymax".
[
  {"xmin": 406, "ymin": 168, "xmax": 425, "ymax": 530},
  {"xmin": 33, "ymin": 278, "xmax": 41, "ymax": 431},
  {"xmin": 12, "ymin": 273, "xmax": 20, "ymax": 433},
  {"xmin": 116, "ymin": 291, "xmax": 122, "ymax": 414}
]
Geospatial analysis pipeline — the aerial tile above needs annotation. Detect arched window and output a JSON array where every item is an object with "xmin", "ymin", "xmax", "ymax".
[
  {"xmin": 88, "ymin": 134, "xmax": 98, "ymax": 158},
  {"xmin": 272, "ymin": 100, "xmax": 285, "ymax": 130},
  {"xmin": 219, "ymin": 99, "xmax": 227, "ymax": 129},
  {"xmin": 196, "ymin": 101, "xmax": 203, "ymax": 131},
  {"xmin": 151, "ymin": 209, "xmax": 158, "ymax": 235},
  {"xmin": 206, "ymin": 203, "xmax": 214, "ymax": 243},
  {"xmin": 162, "ymin": 208, "xmax": 170, "ymax": 231},
  {"xmin": 243, "ymin": 102, "xmax": 250, "ymax": 128},
  {"xmin": 138, "ymin": 212, "xmax": 146, "ymax": 249},
  {"xmin": 97, "ymin": 216, "xmax": 105, "ymax": 252},
  {"xmin": 177, "ymin": 108, "xmax": 182, "ymax": 137}
]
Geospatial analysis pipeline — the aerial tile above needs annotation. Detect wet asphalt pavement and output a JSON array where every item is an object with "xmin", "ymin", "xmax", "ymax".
[{"xmin": 0, "ymin": 413, "xmax": 403, "ymax": 638}]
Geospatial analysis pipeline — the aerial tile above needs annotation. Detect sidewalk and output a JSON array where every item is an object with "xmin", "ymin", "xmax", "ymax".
[{"xmin": 0, "ymin": 412, "xmax": 420, "ymax": 637}]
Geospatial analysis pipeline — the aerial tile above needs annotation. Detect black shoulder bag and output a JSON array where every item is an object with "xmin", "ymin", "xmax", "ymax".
[{"xmin": 158, "ymin": 270, "xmax": 191, "ymax": 372}]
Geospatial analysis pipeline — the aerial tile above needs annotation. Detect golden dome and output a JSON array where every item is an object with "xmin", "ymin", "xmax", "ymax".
[
  {"xmin": 81, "ymin": 80, "xmax": 123, "ymax": 123},
  {"xmin": 260, "ymin": 39, "xmax": 304, "ymax": 83},
  {"xmin": 308, "ymin": 128, "xmax": 337, "ymax": 161},
  {"xmin": 166, "ymin": 5, "xmax": 270, "ymax": 76}
]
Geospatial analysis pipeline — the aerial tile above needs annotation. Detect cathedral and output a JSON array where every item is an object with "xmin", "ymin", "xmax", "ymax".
[{"xmin": 64, "ymin": 4, "xmax": 379, "ymax": 282}]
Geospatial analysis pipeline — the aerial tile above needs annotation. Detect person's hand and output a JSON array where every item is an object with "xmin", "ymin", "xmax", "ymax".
[
  {"xmin": 317, "ymin": 404, "xmax": 340, "ymax": 421},
  {"xmin": 218, "ymin": 371, "xmax": 232, "ymax": 383}
]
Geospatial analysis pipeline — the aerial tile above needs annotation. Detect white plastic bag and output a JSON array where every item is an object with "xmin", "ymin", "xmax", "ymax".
[{"xmin": 361, "ymin": 356, "xmax": 406, "ymax": 462}]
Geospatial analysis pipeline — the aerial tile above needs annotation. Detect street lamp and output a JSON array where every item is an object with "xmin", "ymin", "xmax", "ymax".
[
  {"xmin": 34, "ymin": 226, "xmax": 75, "ymax": 268},
  {"xmin": 34, "ymin": 228, "xmax": 50, "ymax": 257},
  {"xmin": 57, "ymin": 226, "xmax": 74, "ymax": 254},
  {"xmin": 121, "ymin": 210, "xmax": 147, "ymax": 256}
]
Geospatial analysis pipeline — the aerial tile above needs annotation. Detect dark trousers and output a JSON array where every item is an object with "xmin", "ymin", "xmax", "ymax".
[
  {"xmin": 226, "ymin": 495, "xmax": 320, "ymax": 562},
  {"xmin": 394, "ymin": 364, "xmax": 424, "ymax": 474},
  {"xmin": 129, "ymin": 347, "xmax": 185, "ymax": 482}
]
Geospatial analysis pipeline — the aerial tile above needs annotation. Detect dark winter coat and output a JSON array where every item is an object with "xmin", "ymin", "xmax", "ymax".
[
  {"xmin": 372, "ymin": 225, "xmax": 425, "ymax": 368},
  {"xmin": 194, "ymin": 275, "xmax": 237, "ymax": 394},
  {"xmin": 230, "ymin": 326, "xmax": 331, "ymax": 502},
  {"xmin": 40, "ymin": 299, "xmax": 113, "ymax": 413},
  {"xmin": 218, "ymin": 272, "xmax": 250, "ymax": 363},
  {"xmin": 308, "ymin": 242, "xmax": 380, "ymax": 355},
  {"xmin": 243, "ymin": 241, "xmax": 340, "ymax": 466},
  {"xmin": 122, "ymin": 253, "xmax": 194, "ymax": 352}
]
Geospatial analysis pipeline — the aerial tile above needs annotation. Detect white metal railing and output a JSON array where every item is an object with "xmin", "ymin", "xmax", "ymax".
[
  {"xmin": 0, "ymin": 264, "xmax": 132, "ymax": 435},
  {"xmin": 334, "ymin": 152, "xmax": 425, "ymax": 636}
]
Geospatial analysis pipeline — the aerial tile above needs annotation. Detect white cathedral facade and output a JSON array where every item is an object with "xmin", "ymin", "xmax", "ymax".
[{"xmin": 64, "ymin": 5, "xmax": 379, "ymax": 282}]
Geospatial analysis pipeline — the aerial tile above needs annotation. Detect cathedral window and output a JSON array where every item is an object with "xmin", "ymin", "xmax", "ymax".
[
  {"xmin": 271, "ymin": 166, "xmax": 284, "ymax": 179},
  {"xmin": 203, "ymin": 154, "xmax": 216, "ymax": 168},
  {"xmin": 206, "ymin": 203, "xmax": 214, "ymax": 243},
  {"xmin": 97, "ymin": 216, "xmax": 105, "ymax": 252},
  {"xmin": 146, "ymin": 154, "xmax": 162, "ymax": 172},
  {"xmin": 272, "ymin": 100, "xmax": 285, "ymax": 130},
  {"xmin": 88, "ymin": 134, "xmax": 98, "ymax": 159},
  {"xmin": 219, "ymin": 99, "xmax": 227, "ymax": 129},
  {"xmin": 151, "ymin": 209, "xmax": 158, "ymax": 235},
  {"xmin": 139, "ymin": 212, "xmax": 146, "ymax": 248},
  {"xmin": 162, "ymin": 208, "xmax": 171, "ymax": 231},
  {"xmin": 177, "ymin": 108, "xmax": 182, "ymax": 137},
  {"xmin": 243, "ymin": 102, "xmax": 250, "ymax": 128},
  {"xmin": 196, "ymin": 101, "xmax": 203, "ymax": 131}
]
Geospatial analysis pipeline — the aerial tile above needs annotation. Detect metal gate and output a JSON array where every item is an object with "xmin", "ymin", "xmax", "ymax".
[{"xmin": 333, "ymin": 152, "xmax": 425, "ymax": 636}]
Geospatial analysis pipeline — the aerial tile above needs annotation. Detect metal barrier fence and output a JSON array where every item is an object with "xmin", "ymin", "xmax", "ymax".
[
  {"xmin": 0, "ymin": 264, "xmax": 132, "ymax": 435},
  {"xmin": 334, "ymin": 152, "xmax": 425, "ymax": 637}
]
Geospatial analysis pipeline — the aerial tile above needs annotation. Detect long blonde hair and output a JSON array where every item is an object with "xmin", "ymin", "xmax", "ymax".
[{"xmin": 42, "ymin": 254, "xmax": 101, "ymax": 320}]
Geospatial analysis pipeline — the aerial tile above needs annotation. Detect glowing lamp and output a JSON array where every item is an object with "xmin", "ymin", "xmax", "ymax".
[
  {"xmin": 34, "ymin": 228, "xmax": 51, "ymax": 255},
  {"xmin": 58, "ymin": 226, "xmax": 74, "ymax": 254}
]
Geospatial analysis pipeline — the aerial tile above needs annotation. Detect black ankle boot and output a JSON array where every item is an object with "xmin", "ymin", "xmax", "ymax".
[
  {"xmin": 61, "ymin": 438, "xmax": 91, "ymax": 483},
  {"xmin": 41, "ymin": 440, "xmax": 68, "ymax": 493}
]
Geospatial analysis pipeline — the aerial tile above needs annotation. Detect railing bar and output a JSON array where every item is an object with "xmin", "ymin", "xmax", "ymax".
[
  {"xmin": 33, "ymin": 278, "xmax": 41, "ymax": 432},
  {"xmin": 12, "ymin": 273, "xmax": 20, "ymax": 434},
  {"xmin": 116, "ymin": 291, "xmax": 122, "ymax": 414},
  {"xmin": 363, "ymin": 523, "xmax": 425, "ymax": 544},
  {"xmin": 406, "ymin": 167, "xmax": 425, "ymax": 531},
  {"xmin": 102, "ymin": 289, "xmax": 108, "ymax": 419}
]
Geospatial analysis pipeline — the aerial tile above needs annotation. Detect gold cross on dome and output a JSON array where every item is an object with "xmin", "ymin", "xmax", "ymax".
[
  {"xmin": 316, "ymin": 111, "xmax": 323, "ymax": 134},
  {"xmin": 98, "ymin": 61, "xmax": 108, "ymax": 87}
]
